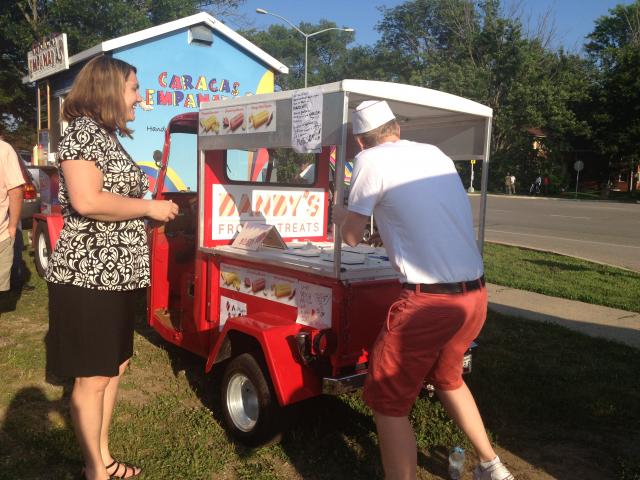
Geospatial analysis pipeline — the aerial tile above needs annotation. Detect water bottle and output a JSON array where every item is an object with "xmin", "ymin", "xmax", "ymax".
[{"xmin": 448, "ymin": 446, "xmax": 465, "ymax": 479}]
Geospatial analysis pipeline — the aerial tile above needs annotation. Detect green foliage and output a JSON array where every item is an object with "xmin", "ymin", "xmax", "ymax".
[
  {"xmin": 583, "ymin": 2, "xmax": 640, "ymax": 172},
  {"xmin": 240, "ymin": 20, "xmax": 355, "ymax": 90},
  {"xmin": 375, "ymin": 0, "xmax": 592, "ymax": 191}
]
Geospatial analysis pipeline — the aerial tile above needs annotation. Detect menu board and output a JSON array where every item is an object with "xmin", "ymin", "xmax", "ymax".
[
  {"xmin": 220, "ymin": 263, "xmax": 298, "ymax": 306},
  {"xmin": 218, "ymin": 263, "xmax": 333, "ymax": 328},
  {"xmin": 200, "ymin": 101, "xmax": 276, "ymax": 136}
]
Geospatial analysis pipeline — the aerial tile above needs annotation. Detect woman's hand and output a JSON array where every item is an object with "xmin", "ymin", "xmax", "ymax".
[{"xmin": 147, "ymin": 199, "xmax": 179, "ymax": 222}]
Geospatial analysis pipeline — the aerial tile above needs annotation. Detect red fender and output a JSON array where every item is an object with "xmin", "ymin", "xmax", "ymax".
[
  {"xmin": 205, "ymin": 312, "xmax": 322, "ymax": 406},
  {"xmin": 33, "ymin": 213, "xmax": 63, "ymax": 249}
]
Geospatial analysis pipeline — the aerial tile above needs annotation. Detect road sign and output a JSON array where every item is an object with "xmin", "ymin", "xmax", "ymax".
[
  {"xmin": 470, "ymin": 159, "xmax": 476, "ymax": 165},
  {"xmin": 574, "ymin": 160, "xmax": 584, "ymax": 172}
]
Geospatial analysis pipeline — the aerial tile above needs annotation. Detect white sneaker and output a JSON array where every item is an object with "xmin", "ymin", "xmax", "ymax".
[{"xmin": 473, "ymin": 458, "xmax": 514, "ymax": 480}]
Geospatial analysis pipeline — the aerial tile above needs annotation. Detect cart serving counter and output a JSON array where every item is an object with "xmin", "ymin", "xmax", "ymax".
[{"xmin": 147, "ymin": 80, "xmax": 492, "ymax": 445}]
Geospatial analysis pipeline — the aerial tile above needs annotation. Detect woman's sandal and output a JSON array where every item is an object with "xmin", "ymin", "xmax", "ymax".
[{"xmin": 106, "ymin": 459, "xmax": 141, "ymax": 479}]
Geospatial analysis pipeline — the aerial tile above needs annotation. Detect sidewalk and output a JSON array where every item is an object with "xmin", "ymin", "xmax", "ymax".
[{"xmin": 487, "ymin": 283, "xmax": 640, "ymax": 349}]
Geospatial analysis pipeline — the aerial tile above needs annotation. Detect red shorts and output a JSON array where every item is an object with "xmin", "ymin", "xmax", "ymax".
[{"xmin": 362, "ymin": 286, "xmax": 487, "ymax": 417}]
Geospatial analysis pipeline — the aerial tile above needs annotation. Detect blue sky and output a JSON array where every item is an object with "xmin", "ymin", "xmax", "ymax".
[{"xmin": 230, "ymin": 0, "xmax": 634, "ymax": 52}]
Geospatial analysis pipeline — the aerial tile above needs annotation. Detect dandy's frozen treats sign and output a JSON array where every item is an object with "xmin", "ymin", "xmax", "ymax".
[
  {"xmin": 144, "ymin": 72, "xmax": 241, "ymax": 109},
  {"xmin": 212, "ymin": 184, "xmax": 325, "ymax": 240}
]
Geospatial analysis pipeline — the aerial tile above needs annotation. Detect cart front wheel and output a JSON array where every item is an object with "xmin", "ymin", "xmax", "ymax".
[
  {"xmin": 34, "ymin": 222, "xmax": 51, "ymax": 278},
  {"xmin": 221, "ymin": 352, "xmax": 283, "ymax": 447}
]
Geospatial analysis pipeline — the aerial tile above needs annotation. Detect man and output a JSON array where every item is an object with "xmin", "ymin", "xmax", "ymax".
[
  {"xmin": 0, "ymin": 136, "xmax": 25, "ymax": 293},
  {"xmin": 333, "ymin": 100, "xmax": 513, "ymax": 480}
]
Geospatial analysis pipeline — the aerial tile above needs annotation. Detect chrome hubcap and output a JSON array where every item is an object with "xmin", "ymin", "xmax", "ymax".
[
  {"xmin": 37, "ymin": 233, "xmax": 49, "ymax": 271},
  {"xmin": 226, "ymin": 373, "xmax": 258, "ymax": 432}
]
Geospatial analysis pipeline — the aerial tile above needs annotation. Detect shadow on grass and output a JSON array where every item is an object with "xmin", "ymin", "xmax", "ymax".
[
  {"xmin": 467, "ymin": 312, "xmax": 640, "ymax": 480},
  {"xmin": 0, "ymin": 289, "xmax": 20, "ymax": 314},
  {"xmin": 523, "ymin": 257, "xmax": 640, "ymax": 280},
  {"xmin": 0, "ymin": 385, "xmax": 78, "ymax": 479},
  {"xmin": 523, "ymin": 258, "xmax": 596, "ymax": 272}
]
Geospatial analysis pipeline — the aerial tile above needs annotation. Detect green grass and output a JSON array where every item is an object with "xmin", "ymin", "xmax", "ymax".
[
  {"xmin": 484, "ymin": 242, "xmax": 640, "ymax": 312},
  {"xmin": 1, "ymin": 238, "xmax": 639, "ymax": 479}
]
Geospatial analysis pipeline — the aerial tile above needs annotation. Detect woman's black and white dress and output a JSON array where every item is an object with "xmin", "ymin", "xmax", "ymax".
[{"xmin": 46, "ymin": 116, "xmax": 150, "ymax": 378}]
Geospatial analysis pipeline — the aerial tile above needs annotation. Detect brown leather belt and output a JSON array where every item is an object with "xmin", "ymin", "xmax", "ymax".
[{"xmin": 403, "ymin": 275, "xmax": 485, "ymax": 294}]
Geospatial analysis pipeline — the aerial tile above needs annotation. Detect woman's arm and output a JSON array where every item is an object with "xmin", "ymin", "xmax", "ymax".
[{"xmin": 62, "ymin": 160, "xmax": 178, "ymax": 222}]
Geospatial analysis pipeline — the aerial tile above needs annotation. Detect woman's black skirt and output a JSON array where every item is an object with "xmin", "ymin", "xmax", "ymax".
[{"xmin": 46, "ymin": 282, "xmax": 141, "ymax": 378}]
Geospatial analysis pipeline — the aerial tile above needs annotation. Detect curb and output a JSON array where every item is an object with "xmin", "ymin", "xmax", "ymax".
[{"xmin": 487, "ymin": 283, "xmax": 640, "ymax": 350}]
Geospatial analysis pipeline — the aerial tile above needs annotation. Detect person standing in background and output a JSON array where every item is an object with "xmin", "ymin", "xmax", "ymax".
[
  {"xmin": 504, "ymin": 173, "xmax": 512, "ymax": 195},
  {"xmin": 45, "ymin": 56, "xmax": 178, "ymax": 480},
  {"xmin": 0, "ymin": 135, "xmax": 24, "ymax": 294}
]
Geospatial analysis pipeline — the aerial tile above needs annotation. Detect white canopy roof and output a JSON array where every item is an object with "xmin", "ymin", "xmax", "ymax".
[
  {"xmin": 200, "ymin": 79, "xmax": 492, "ymax": 161},
  {"xmin": 339, "ymin": 79, "xmax": 492, "ymax": 118}
]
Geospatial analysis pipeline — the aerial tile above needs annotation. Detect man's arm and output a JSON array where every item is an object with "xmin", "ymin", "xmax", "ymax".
[
  {"xmin": 7, "ymin": 186, "xmax": 23, "ymax": 239},
  {"xmin": 332, "ymin": 204, "xmax": 369, "ymax": 247}
]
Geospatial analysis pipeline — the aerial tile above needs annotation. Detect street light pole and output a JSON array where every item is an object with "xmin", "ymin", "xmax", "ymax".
[{"xmin": 256, "ymin": 8, "xmax": 354, "ymax": 88}]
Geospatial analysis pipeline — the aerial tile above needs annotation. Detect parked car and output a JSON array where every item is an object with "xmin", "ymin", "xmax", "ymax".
[{"xmin": 16, "ymin": 149, "xmax": 32, "ymax": 165}]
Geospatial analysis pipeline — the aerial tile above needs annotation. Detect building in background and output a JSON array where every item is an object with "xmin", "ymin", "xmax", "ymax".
[{"xmin": 24, "ymin": 13, "xmax": 288, "ymax": 192}]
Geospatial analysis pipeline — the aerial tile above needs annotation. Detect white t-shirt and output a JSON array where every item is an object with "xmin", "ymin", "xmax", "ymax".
[{"xmin": 348, "ymin": 139, "xmax": 483, "ymax": 284}]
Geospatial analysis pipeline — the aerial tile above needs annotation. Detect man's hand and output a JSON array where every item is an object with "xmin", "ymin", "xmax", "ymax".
[
  {"xmin": 331, "ymin": 204, "xmax": 348, "ymax": 227},
  {"xmin": 366, "ymin": 230, "xmax": 383, "ymax": 247},
  {"xmin": 7, "ymin": 185, "xmax": 23, "ymax": 241}
]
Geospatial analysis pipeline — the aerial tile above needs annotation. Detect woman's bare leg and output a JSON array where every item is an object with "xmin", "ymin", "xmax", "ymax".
[
  {"xmin": 99, "ymin": 359, "xmax": 140, "ymax": 477},
  {"xmin": 70, "ymin": 376, "xmax": 111, "ymax": 480}
]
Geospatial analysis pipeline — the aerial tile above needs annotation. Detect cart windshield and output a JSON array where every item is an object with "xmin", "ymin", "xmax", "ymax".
[{"xmin": 226, "ymin": 148, "xmax": 318, "ymax": 185}]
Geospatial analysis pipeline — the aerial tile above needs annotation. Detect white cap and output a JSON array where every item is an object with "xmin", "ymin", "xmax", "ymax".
[{"xmin": 352, "ymin": 100, "xmax": 396, "ymax": 134}]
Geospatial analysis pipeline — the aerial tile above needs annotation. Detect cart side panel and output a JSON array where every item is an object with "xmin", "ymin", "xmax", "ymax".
[{"xmin": 334, "ymin": 280, "xmax": 403, "ymax": 371}]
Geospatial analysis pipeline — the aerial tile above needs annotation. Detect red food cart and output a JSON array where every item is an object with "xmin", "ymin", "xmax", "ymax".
[{"xmin": 147, "ymin": 80, "xmax": 493, "ymax": 445}]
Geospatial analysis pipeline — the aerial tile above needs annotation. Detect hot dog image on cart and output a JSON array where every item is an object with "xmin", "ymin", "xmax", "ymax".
[{"xmin": 111, "ymin": 80, "xmax": 498, "ymax": 446}]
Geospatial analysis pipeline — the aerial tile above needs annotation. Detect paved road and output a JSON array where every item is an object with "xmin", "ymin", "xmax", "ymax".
[{"xmin": 469, "ymin": 194, "xmax": 640, "ymax": 272}]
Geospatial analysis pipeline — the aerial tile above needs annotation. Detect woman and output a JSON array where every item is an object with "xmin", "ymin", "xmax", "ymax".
[{"xmin": 45, "ymin": 56, "xmax": 178, "ymax": 480}]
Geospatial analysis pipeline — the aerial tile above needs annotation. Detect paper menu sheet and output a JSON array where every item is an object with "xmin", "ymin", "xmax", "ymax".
[
  {"xmin": 291, "ymin": 88, "xmax": 323, "ymax": 153},
  {"xmin": 296, "ymin": 281, "xmax": 332, "ymax": 329}
]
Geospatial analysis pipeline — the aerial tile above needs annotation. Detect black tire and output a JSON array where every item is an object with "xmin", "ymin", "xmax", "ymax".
[
  {"xmin": 34, "ymin": 222, "xmax": 51, "ymax": 278},
  {"xmin": 221, "ymin": 352, "xmax": 284, "ymax": 447}
]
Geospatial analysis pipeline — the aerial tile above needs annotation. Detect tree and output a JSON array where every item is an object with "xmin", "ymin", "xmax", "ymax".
[
  {"xmin": 240, "ymin": 20, "xmax": 355, "ymax": 90},
  {"xmin": 374, "ymin": 0, "xmax": 591, "ymax": 190},
  {"xmin": 584, "ymin": 1, "xmax": 640, "ymax": 189}
]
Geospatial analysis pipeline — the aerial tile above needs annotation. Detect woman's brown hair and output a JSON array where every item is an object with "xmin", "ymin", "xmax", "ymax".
[{"xmin": 62, "ymin": 56, "xmax": 137, "ymax": 138}]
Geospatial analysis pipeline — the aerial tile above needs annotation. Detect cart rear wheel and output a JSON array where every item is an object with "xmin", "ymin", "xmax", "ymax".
[
  {"xmin": 221, "ymin": 352, "xmax": 283, "ymax": 447},
  {"xmin": 34, "ymin": 222, "xmax": 51, "ymax": 278}
]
